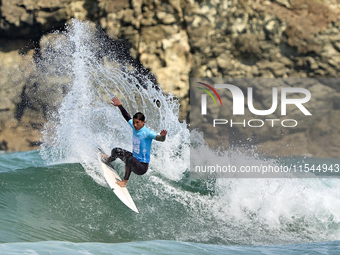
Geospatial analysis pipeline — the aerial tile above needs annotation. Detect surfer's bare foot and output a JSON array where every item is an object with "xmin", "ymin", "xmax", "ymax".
[
  {"xmin": 101, "ymin": 153, "xmax": 110, "ymax": 163},
  {"xmin": 116, "ymin": 180, "xmax": 128, "ymax": 187}
]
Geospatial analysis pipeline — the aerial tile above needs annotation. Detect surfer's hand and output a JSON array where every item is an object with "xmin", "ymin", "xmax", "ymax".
[
  {"xmin": 156, "ymin": 130, "xmax": 167, "ymax": 142},
  {"xmin": 111, "ymin": 97, "xmax": 121, "ymax": 106}
]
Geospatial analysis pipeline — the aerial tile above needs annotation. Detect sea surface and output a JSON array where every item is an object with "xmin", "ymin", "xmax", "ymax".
[{"xmin": 1, "ymin": 150, "xmax": 340, "ymax": 254}]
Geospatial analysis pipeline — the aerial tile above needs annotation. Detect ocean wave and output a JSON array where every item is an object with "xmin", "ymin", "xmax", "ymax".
[{"xmin": 1, "ymin": 152, "xmax": 340, "ymax": 245}]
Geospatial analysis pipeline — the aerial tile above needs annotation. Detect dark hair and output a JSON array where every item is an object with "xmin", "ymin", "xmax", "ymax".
[{"xmin": 133, "ymin": 112, "xmax": 145, "ymax": 121}]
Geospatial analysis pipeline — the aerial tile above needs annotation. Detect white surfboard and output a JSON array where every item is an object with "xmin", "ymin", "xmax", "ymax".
[{"xmin": 98, "ymin": 154, "xmax": 139, "ymax": 213}]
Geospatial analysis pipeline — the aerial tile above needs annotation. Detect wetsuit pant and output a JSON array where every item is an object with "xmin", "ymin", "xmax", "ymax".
[{"xmin": 108, "ymin": 147, "xmax": 149, "ymax": 181}]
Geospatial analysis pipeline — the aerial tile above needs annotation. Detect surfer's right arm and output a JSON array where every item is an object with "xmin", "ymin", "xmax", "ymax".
[{"xmin": 111, "ymin": 97, "xmax": 132, "ymax": 122}]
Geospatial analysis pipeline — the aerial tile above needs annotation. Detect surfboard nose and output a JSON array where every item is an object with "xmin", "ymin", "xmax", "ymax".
[{"xmin": 98, "ymin": 154, "xmax": 139, "ymax": 213}]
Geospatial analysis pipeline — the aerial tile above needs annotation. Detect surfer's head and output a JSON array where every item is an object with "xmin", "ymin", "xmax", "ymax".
[{"xmin": 133, "ymin": 112, "xmax": 145, "ymax": 130}]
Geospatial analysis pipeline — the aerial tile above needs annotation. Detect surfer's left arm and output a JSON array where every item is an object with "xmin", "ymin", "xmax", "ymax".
[{"xmin": 155, "ymin": 130, "xmax": 167, "ymax": 142}]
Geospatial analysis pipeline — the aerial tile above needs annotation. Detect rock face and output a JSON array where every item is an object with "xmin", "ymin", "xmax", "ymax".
[{"xmin": 0, "ymin": 0, "xmax": 339, "ymax": 158}]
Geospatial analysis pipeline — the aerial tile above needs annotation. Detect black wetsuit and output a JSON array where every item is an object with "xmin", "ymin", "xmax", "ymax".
[{"xmin": 108, "ymin": 105, "xmax": 149, "ymax": 181}]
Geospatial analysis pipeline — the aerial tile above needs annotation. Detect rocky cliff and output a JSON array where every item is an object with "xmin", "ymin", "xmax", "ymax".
[{"xmin": 0, "ymin": 0, "xmax": 339, "ymax": 158}]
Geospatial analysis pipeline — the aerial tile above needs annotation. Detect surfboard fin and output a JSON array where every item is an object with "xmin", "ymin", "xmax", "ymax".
[{"xmin": 97, "ymin": 147, "xmax": 105, "ymax": 154}]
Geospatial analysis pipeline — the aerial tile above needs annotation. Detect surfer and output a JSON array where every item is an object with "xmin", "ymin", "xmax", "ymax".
[{"xmin": 101, "ymin": 96, "xmax": 167, "ymax": 187}]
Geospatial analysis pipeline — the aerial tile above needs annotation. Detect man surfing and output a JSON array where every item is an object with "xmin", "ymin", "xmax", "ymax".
[{"xmin": 101, "ymin": 96, "xmax": 167, "ymax": 187}]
